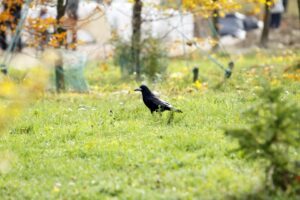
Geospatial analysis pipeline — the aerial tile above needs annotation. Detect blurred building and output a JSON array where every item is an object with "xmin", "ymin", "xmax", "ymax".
[{"xmin": 106, "ymin": 0, "xmax": 194, "ymax": 42}]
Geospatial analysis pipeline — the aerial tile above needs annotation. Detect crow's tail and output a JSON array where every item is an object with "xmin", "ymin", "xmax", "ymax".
[{"xmin": 172, "ymin": 108, "xmax": 183, "ymax": 113}]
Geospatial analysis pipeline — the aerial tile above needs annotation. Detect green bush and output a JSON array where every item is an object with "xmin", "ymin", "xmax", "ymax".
[
  {"xmin": 112, "ymin": 36, "xmax": 167, "ymax": 79},
  {"xmin": 225, "ymin": 82, "xmax": 300, "ymax": 193},
  {"xmin": 112, "ymin": 39, "xmax": 134, "ymax": 75},
  {"xmin": 140, "ymin": 37, "xmax": 168, "ymax": 78}
]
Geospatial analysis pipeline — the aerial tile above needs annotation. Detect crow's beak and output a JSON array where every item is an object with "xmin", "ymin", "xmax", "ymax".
[{"xmin": 134, "ymin": 88, "xmax": 142, "ymax": 92}]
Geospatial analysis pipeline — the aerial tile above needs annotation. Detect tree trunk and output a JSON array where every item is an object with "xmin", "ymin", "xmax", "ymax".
[
  {"xmin": 131, "ymin": 0, "xmax": 143, "ymax": 80},
  {"xmin": 56, "ymin": 0, "xmax": 68, "ymax": 42},
  {"xmin": 55, "ymin": 65, "xmax": 65, "ymax": 93},
  {"xmin": 212, "ymin": 0, "xmax": 219, "ymax": 51},
  {"xmin": 193, "ymin": 14, "xmax": 201, "ymax": 37},
  {"xmin": 260, "ymin": 0, "xmax": 271, "ymax": 48},
  {"xmin": 66, "ymin": 0, "xmax": 79, "ymax": 20},
  {"xmin": 66, "ymin": 0, "xmax": 79, "ymax": 50},
  {"xmin": 55, "ymin": 0, "xmax": 68, "ymax": 92},
  {"xmin": 282, "ymin": 0, "xmax": 288, "ymax": 12},
  {"xmin": 298, "ymin": 0, "xmax": 300, "ymax": 22},
  {"xmin": 0, "ymin": 29, "xmax": 7, "ymax": 51},
  {"xmin": 0, "ymin": 1, "xmax": 7, "ymax": 51},
  {"xmin": 57, "ymin": 0, "xmax": 68, "ymax": 21}
]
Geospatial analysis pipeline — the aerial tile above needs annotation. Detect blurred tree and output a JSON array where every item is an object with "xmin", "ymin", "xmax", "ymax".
[
  {"xmin": 55, "ymin": 0, "xmax": 68, "ymax": 92},
  {"xmin": 66, "ymin": 0, "xmax": 79, "ymax": 48},
  {"xmin": 260, "ymin": 0, "xmax": 271, "ymax": 47},
  {"xmin": 226, "ymin": 84, "xmax": 300, "ymax": 191},
  {"xmin": 0, "ymin": 0, "xmax": 24, "ymax": 52},
  {"xmin": 0, "ymin": 0, "xmax": 25, "ymax": 75},
  {"xmin": 131, "ymin": 0, "xmax": 143, "ymax": 80},
  {"xmin": 56, "ymin": 0, "xmax": 68, "ymax": 43},
  {"xmin": 1, "ymin": 0, "xmax": 80, "ymax": 90},
  {"xmin": 212, "ymin": 0, "xmax": 219, "ymax": 51},
  {"xmin": 53, "ymin": 0, "xmax": 79, "ymax": 92},
  {"xmin": 298, "ymin": 0, "xmax": 300, "ymax": 21}
]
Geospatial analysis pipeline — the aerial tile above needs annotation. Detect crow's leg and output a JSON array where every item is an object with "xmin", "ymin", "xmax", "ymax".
[
  {"xmin": 167, "ymin": 111, "xmax": 174, "ymax": 124},
  {"xmin": 158, "ymin": 106, "xmax": 163, "ymax": 117}
]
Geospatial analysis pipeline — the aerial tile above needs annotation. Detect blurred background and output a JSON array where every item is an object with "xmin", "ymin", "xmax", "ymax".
[{"xmin": 0, "ymin": 0, "xmax": 299, "ymax": 83}]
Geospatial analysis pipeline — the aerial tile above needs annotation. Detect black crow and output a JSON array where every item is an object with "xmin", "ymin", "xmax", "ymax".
[{"xmin": 134, "ymin": 85, "xmax": 182, "ymax": 114}]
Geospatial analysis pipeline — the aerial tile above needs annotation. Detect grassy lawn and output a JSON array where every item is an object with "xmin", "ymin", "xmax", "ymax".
[{"xmin": 0, "ymin": 50, "xmax": 299, "ymax": 199}]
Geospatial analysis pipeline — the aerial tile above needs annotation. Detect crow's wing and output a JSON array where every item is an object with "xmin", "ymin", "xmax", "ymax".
[{"xmin": 150, "ymin": 95, "xmax": 173, "ymax": 109}]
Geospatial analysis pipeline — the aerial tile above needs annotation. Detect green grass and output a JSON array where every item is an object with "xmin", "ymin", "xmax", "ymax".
[{"xmin": 0, "ymin": 51, "xmax": 299, "ymax": 199}]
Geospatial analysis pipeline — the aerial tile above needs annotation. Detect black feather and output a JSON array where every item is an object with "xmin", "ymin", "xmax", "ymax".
[{"xmin": 135, "ymin": 85, "xmax": 182, "ymax": 113}]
